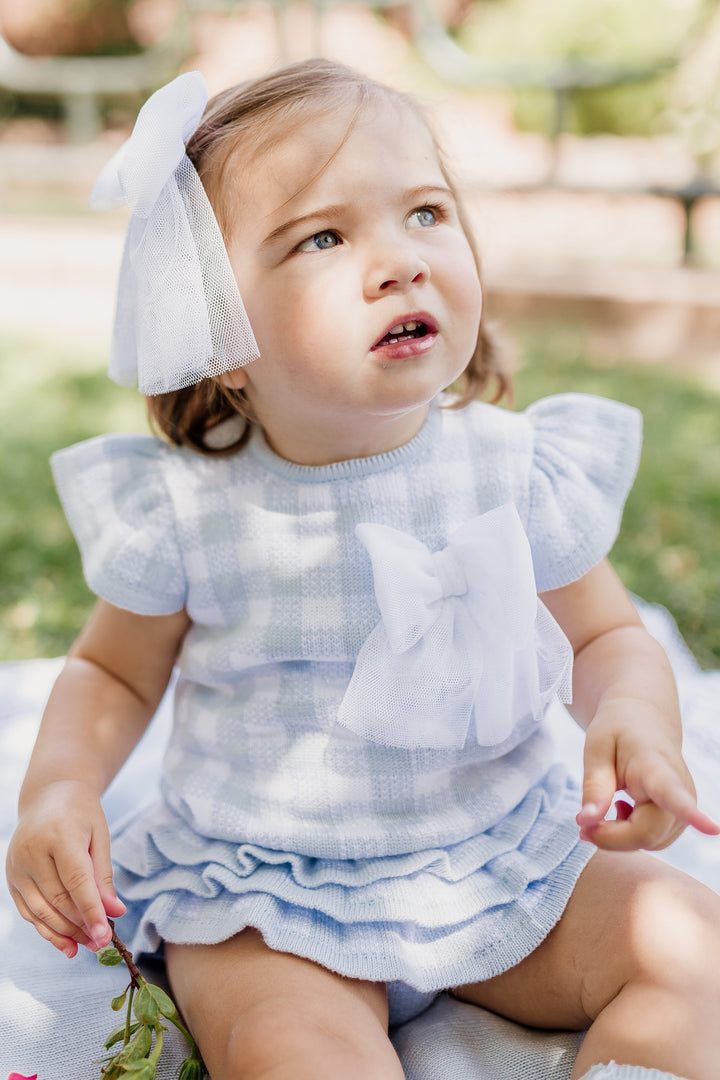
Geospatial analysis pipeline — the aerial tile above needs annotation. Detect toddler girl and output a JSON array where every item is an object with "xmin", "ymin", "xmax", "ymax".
[{"xmin": 6, "ymin": 59, "xmax": 720, "ymax": 1080}]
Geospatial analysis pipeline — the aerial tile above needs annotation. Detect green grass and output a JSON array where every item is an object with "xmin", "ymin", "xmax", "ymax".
[
  {"xmin": 513, "ymin": 324, "xmax": 720, "ymax": 668},
  {"xmin": 0, "ymin": 334, "xmax": 145, "ymax": 661},
  {"xmin": 1, "ymin": 327, "xmax": 719, "ymax": 667}
]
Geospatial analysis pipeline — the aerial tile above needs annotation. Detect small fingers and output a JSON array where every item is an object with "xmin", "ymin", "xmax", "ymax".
[
  {"xmin": 8, "ymin": 881, "xmax": 89, "ymax": 957},
  {"xmin": 90, "ymin": 825, "xmax": 127, "ymax": 922},
  {"xmin": 580, "ymin": 805, "xmax": 716, "ymax": 852},
  {"xmin": 578, "ymin": 729, "xmax": 618, "ymax": 830},
  {"xmin": 580, "ymin": 730, "xmax": 720, "ymax": 850},
  {"xmin": 6, "ymin": 787, "xmax": 124, "ymax": 952},
  {"xmin": 53, "ymin": 847, "xmax": 114, "ymax": 948},
  {"xmin": 648, "ymin": 783, "xmax": 720, "ymax": 837},
  {"xmin": 12, "ymin": 840, "xmax": 110, "ymax": 949},
  {"xmin": 579, "ymin": 800, "xmax": 680, "ymax": 851},
  {"xmin": 686, "ymin": 806, "xmax": 720, "ymax": 837},
  {"xmin": 631, "ymin": 756, "xmax": 720, "ymax": 839}
]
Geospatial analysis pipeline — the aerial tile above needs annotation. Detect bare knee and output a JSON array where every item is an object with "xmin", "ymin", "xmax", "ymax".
[
  {"xmin": 223, "ymin": 995, "xmax": 399, "ymax": 1080},
  {"xmin": 569, "ymin": 860, "xmax": 720, "ymax": 1078},
  {"xmin": 166, "ymin": 932, "xmax": 399, "ymax": 1079},
  {"xmin": 587, "ymin": 857, "xmax": 720, "ymax": 1015},
  {"xmin": 225, "ymin": 1000, "xmax": 317, "ymax": 1077},
  {"xmin": 623, "ymin": 867, "xmax": 717, "ymax": 972},
  {"xmin": 454, "ymin": 852, "xmax": 720, "ymax": 1034}
]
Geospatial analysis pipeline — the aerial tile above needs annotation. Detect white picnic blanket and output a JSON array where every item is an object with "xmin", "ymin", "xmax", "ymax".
[{"xmin": 1, "ymin": 599, "xmax": 719, "ymax": 1079}]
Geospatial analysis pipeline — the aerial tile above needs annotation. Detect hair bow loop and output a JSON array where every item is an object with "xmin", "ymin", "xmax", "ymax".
[
  {"xmin": 88, "ymin": 71, "xmax": 259, "ymax": 395},
  {"xmin": 337, "ymin": 504, "xmax": 573, "ymax": 750},
  {"xmin": 90, "ymin": 71, "xmax": 208, "ymax": 216}
]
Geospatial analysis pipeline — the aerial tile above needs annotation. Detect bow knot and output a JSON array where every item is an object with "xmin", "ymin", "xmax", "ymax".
[
  {"xmin": 432, "ymin": 547, "xmax": 467, "ymax": 599},
  {"xmin": 336, "ymin": 504, "xmax": 573, "ymax": 750}
]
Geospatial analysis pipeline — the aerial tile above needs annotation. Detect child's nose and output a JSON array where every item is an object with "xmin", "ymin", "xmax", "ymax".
[{"xmin": 365, "ymin": 244, "xmax": 430, "ymax": 297}]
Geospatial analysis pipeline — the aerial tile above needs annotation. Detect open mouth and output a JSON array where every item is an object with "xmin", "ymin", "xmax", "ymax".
[{"xmin": 373, "ymin": 319, "xmax": 436, "ymax": 349}]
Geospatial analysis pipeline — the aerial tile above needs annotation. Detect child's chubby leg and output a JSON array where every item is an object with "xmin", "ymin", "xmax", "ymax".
[
  {"xmin": 452, "ymin": 850, "xmax": 720, "ymax": 1080},
  {"xmin": 165, "ymin": 927, "xmax": 406, "ymax": 1080}
]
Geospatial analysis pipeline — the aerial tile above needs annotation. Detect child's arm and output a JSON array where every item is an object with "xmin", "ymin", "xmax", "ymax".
[
  {"xmin": 541, "ymin": 559, "xmax": 719, "ymax": 851},
  {"xmin": 5, "ymin": 599, "xmax": 189, "ymax": 957}
]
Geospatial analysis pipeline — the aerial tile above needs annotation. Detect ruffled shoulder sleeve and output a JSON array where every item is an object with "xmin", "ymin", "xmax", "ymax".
[
  {"xmin": 524, "ymin": 393, "xmax": 642, "ymax": 592},
  {"xmin": 51, "ymin": 433, "xmax": 186, "ymax": 615}
]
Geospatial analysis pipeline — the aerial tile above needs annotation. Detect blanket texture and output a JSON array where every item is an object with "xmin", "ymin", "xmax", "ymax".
[{"xmin": 1, "ymin": 601, "xmax": 719, "ymax": 1079}]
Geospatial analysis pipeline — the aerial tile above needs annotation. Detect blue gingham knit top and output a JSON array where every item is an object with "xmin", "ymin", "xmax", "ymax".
[{"xmin": 52, "ymin": 393, "xmax": 641, "ymax": 864}]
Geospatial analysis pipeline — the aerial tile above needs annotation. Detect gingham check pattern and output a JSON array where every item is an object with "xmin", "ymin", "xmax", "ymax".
[{"xmin": 51, "ymin": 393, "xmax": 641, "ymax": 990}]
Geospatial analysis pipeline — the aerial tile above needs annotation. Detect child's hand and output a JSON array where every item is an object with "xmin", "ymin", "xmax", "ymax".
[
  {"xmin": 5, "ymin": 780, "xmax": 126, "ymax": 958},
  {"xmin": 576, "ymin": 698, "xmax": 720, "ymax": 851}
]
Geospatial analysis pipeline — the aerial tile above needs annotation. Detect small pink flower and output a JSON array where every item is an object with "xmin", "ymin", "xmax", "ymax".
[{"xmin": 8, "ymin": 1073, "xmax": 38, "ymax": 1079}]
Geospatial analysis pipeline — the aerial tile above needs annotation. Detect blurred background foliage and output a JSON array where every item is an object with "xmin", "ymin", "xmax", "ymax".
[
  {"xmin": 2, "ymin": 0, "xmax": 720, "ymax": 157},
  {"xmin": 456, "ymin": 0, "xmax": 720, "ymax": 159}
]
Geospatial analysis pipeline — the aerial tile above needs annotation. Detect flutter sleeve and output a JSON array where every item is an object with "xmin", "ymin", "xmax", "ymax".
[
  {"xmin": 51, "ymin": 433, "xmax": 186, "ymax": 615},
  {"xmin": 525, "ymin": 393, "xmax": 642, "ymax": 592}
]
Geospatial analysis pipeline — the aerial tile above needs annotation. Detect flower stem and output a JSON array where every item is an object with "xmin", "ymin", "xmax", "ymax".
[
  {"xmin": 165, "ymin": 1010, "xmax": 198, "ymax": 1051},
  {"xmin": 124, "ymin": 983, "xmax": 136, "ymax": 1047},
  {"xmin": 109, "ymin": 919, "xmax": 146, "ymax": 988},
  {"xmin": 150, "ymin": 1024, "xmax": 164, "ymax": 1065}
]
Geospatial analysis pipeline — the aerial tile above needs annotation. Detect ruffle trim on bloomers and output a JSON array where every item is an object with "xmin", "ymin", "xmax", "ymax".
[{"xmin": 111, "ymin": 763, "xmax": 594, "ymax": 999}]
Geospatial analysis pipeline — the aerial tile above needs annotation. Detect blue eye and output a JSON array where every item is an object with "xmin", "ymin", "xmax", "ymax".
[
  {"xmin": 409, "ymin": 207, "xmax": 438, "ymax": 228},
  {"xmin": 297, "ymin": 230, "xmax": 340, "ymax": 252}
]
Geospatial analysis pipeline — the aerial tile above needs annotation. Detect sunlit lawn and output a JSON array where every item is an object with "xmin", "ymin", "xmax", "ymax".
[
  {"xmin": 514, "ymin": 326, "xmax": 720, "ymax": 669},
  {"xmin": 0, "ymin": 334, "xmax": 146, "ymax": 660},
  {"xmin": 1, "ymin": 325, "xmax": 719, "ymax": 666}
]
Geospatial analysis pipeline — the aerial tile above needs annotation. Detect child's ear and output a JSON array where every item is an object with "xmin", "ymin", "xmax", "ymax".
[{"xmin": 219, "ymin": 366, "xmax": 250, "ymax": 390}]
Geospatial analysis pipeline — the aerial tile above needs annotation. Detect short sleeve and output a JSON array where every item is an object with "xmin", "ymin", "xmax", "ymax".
[
  {"xmin": 51, "ymin": 434, "xmax": 187, "ymax": 615},
  {"xmin": 525, "ymin": 393, "xmax": 642, "ymax": 592}
]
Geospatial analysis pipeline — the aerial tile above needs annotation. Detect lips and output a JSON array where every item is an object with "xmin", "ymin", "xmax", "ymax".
[{"xmin": 372, "ymin": 314, "xmax": 438, "ymax": 350}]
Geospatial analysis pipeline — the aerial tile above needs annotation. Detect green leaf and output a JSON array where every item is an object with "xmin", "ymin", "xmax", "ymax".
[
  {"xmin": 120, "ymin": 1063, "xmax": 156, "ymax": 1080},
  {"xmin": 133, "ymin": 984, "xmax": 160, "ymax": 1025},
  {"xmin": 147, "ymin": 982, "xmax": 179, "ymax": 1021},
  {"xmin": 97, "ymin": 945, "xmax": 124, "ymax": 966},
  {"xmin": 115, "ymin": 1024, "xmax": 153, "ymax": 1064},
  {"xmin": 104, "ymin": 1020, "xmax": 141, "ymax": 1050},
  {"xmin": 129, "ymin": 1024, "xmax": 154, "ymax": 1061},
  {"xmin": 111, "ymin": 988, "xmax": 129, "ymax": 1011}
]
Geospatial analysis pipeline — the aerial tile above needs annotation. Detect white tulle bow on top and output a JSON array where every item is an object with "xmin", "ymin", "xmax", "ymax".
[
  {"xmin": 337, "ymin": 504, "xmax": 574, "ymax": 750},
  {"xmin": 91, "ymin": 71, "xmax": 259, "ymax": 395}
]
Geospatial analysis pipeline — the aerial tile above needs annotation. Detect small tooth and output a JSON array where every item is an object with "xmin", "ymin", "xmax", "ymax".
[
  {"xmin": 388, "ymin": 323, "xmax": 405, "ymax": 336},
  {"xmin": 404, "ymin": 321, "xmax": 418, "ymax": 332}
]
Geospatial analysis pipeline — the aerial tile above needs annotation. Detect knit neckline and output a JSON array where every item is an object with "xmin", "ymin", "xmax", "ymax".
[{"xmin": 247, "ymin": 401, "xmax": 440, "ymax": 483}]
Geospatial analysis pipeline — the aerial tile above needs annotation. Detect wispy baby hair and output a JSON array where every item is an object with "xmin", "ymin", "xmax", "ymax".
[{"xmin": 148, "ymin": 58, "xmax": 511, "ymax": 455}]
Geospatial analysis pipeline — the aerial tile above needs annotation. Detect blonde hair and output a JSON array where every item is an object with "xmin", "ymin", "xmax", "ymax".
[{"xmin": 148, "ymin": 58, "xmax": 512, "ymax": 455}]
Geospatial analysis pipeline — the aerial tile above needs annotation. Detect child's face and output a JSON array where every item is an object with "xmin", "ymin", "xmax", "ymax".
[{"xmin": 222, "ymin": 97, "xmax": 483, "ymax": 465}]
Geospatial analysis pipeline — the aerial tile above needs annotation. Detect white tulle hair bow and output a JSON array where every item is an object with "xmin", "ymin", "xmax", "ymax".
[
  {"xmin": 337, "ymin": 503, "xmax": 574, "ymax": 750},
  {"xmin": 90, "ymin": 71, "xmax": 259, "ymax": 395}
]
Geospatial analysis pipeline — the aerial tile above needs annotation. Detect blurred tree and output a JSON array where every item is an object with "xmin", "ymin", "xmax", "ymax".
[
  {"xmin": 667, "ymin": 1, "xmax": 720, "ymax": 171},
  {"xmin": 0, "ymin": 0, "xmax": 140, "ymax": 56},
  {"xmin": 456, "ymin": 0, "xmax": 715, "ymax": 139}
]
